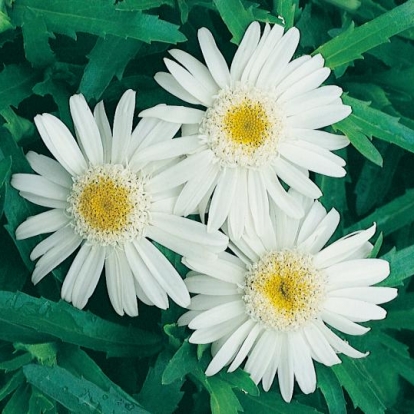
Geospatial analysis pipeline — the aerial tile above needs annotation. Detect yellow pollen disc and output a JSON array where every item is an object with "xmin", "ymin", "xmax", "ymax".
[
  {"xmin": 68, "ymin": 164, "xmax": 150, "ymax": 246},
  {"xmin": 243, "ymin": 250, "xmax": 325, "ymax": 331},
  {"xmin": 201, "ymin": 83, "xmax": 285, "ymax": 167},
  {"xmin": 223, "ymin": 101, "xmax": 270, "ymax": 149},
  {"xmin": 78, "ymin": 178, "xmax": 132, "ymax": 233}
]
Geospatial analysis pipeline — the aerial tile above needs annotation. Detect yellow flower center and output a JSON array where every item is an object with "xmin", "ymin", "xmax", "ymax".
[
  {"xmin": 223, "ymin": 101, "xmax": 270, "ymax": 149},
  {"xmin": 201, "ymin": 84, "xmax": 285, "ymax": 168},
  {"xmin": 77, "ymin": 178, "xmax": 132, "ymax": 233},
  {"xmin": 68, "ymin": 165, "xmax": 150, "ymax": 246},
  {"xmin": 243, "ymin": 250, "xmax": 325, "ymax": 331}
]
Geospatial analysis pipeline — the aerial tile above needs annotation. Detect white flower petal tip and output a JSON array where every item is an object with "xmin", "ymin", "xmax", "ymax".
[
  {"xmin": 179, "ymin": 193, "xmax": 395, "ymax": 400},
  {"xmin": 143, "ymin": 23, "xmax": 351, "ymax": 238},
  {"xmin": 15, "ymin": 90, "xmax": 227, "ymax": 316}
]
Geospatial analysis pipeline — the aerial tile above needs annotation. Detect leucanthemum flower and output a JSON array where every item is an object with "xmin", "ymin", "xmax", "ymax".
[
  {"xmin": 140, "ymin": 22, "xmax": 352, "ymax": 239},
  {"xmin": 178, "ymin": 192, "xmax": 396, "ymax": 402},
  {"xmin": 12, "ymin": 90, "xmax": 228, "ymax": 316}
]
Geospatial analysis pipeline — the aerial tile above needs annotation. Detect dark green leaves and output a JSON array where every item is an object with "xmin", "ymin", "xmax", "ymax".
[
  {"xmin": 315, "ymin": 0, "xmax": 414, "ymax": 69},
  {"xmin": 0, "ymin": 291, "xmax": 162, "ymax": 357}
]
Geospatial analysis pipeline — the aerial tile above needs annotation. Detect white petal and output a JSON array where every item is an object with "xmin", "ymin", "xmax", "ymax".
[
  {"xmin": 150, "ymin": 212, "xmax": 228, "ymax": 252},
  {"xmin": 206, "ymin": 319, "xmax": 256, "ymax": 376},
  {"xmin": 242, "ymin": 24, "xmax": 285, "ymax": 85},
  {"xmin": 189, "ymin": 294, "xmax": 241, "ymax": 311},
  {"xmin": 262, "ymin": 334, "xmax": 283, "ymax": 391},
  {"xmin": 277, "ymin": 67, "xmax": 331, "ymax": 103},
  {"xmin": 245, "ymin": 330, "xmax": 276, "ymax": 384},
  {"xmin": 290, "ymin": 331, "xmax": 316, "ymax": 395},
  {"xmin": 228, "ymin": 323, "xmax": 263, "ymax": 372},
  {"xmin": 130, "ymin": 136, "xmax": 201, "ymax": 171},
  {"xmin": 169, "ymin": 48, "xmax": 219, "ymax": 94},
  {"xmin": 183, "ymin": 254, "xmax": 244, "ymax": 284},
  {"xmin": 155, "ymin": 72, "xmax": 202, "ymax": 105},
  {"xmin": 69, "ymin": 94, "xmax": 103, "ymax": 165},
  {"xmin": 26, "ymin": 151, "xmax": 73, "ymax": 188},
  {"xmin": 34, "ymin": 114, "xmax": 87, "ymax": 176},
  {"xmin": 256, "ymin": 27, "xmax": 300, "ymax": 88},
  {"xmin": 228, "ymin": 168, "xmax": 248, "ymax": 240},
  {"xmin": 164, "ymin": 58, "xmax": 214, "ymax": 107},
  {"xmin": 71, "ymin": 245, "xmax": 105, "ymax": 309},
  {"xmin": 315, "ymin": 225, "xmax": 376, "ymax": 268},
  {"xmin": 189, "ymin": 314, "xmax": 247, "ymax": 344},
  {"xmin": 284, "ymin": 85, "xmax": 343, "ymax": 117},
  {"xmin": 175, "ymin": 162, "xmax": 219, "ymax": 217},
  {"xmin": 287, "ymin": 104, "xmax": 351, "ymax": 130},
  {"xmin": 302, "ymin": 323, "xmax": 341, "ymax": 366},
  {"xmin": 124, "ymin": 241, "xmax": 169, "ymax": 309},
  {"xmin": 278, "ymin": 335, "xmax": 294, "ymax": 402},
  {"xmin": 275, "ymin": 54, "xmax": 325, "ymax": 99},
  {"xmin": 12, "ymin": 174, "xmax": 69, "ymax": 201},
  {"xmin": 198, "ymin": 28, "xmax": 230, "ymax": 89},
  {"xmin": 31, "ymin": 232, "xmax": 81, "ymax": 284},
  {"xmin": 16, "ymin": 209, "xmax": 69, "ymax": 240},
  {"xmin": 279, "ymin": 141, "xmax": 346, "ymax": 177},
  {"xmin": 295, "ymin": 129, "xmax": 350, "ymax": 150},
  {"xmin": 230, "ymin": 22, "xmax": 261, "ymax": 81},
  {"xmin": 134, "ymin": 238, "xmax": 190, "ymax": 307},
  {"xmin": 184, "ymin": 275, "xmax": 239, "ymax": 296},
  {"xmin": 299, "ymin": 208, "xmax": 340, "ymax": 254},
  {"xmin": 140, "ymin": 104, "xmax": 204, "ymax": 126},
  {"xmin": 207, "ymin": 168, "xmax": 238, "ymax": 232},
  {"xmin": 148, "ymin": 150, "xmax": 213, "ymax": 193},
  {"xmin": 273, "ymin": 158, "xmax": 322, "ymax": 199},
  {"xmin": 262, "ymin": 168, "xmax": 304, "ymax": 219},
  {"xmin": 93, "ymin": 101, "xmax": 112, "ymax": 163},
  {"xmin": 329, "ymin": 286, "xmax": 397, "ymax": 305},
  {"xmin": 17, "ymin": 192, "xmax": 68, "ymax": 210},
  {"xmin": 324, "ymin": 297, "xmax": 386, "ymax": 322},
  {"xmin": 315, "ymin": 320, "xmax": 368, "ymax": 359},
  {"xmin": 296, "ymin": 201, "xmax": 328, "ymax": 246},
  {"xmin": 30, "ymin": 226, "xmax": 74, "ymax": 261},
  {"xmin": 326, "ymin": 258, "xmax": 390, "ymax": 290},
  {"xmin": 247, "ymin": 169, "xmax": 269, "ymax": 237},
  {"xmin": 111, "ymin": 89, "xmax": 135, "ymax": 164},
  {"xmin": 105, "ymin": 248, "xmax": 138, "ymax": 317},
  {"xmin": 189, "ymin": 300, "xmax": 245, "ymax": 329},
  {"xmin": 321, "ymin": 310, "xmax": 370, "ymax": 336}
]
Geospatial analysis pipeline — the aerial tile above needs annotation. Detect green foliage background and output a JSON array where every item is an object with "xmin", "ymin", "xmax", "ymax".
[{"xmin": 0, "ymin": 0, "xmax": 414, "ymax": 412}]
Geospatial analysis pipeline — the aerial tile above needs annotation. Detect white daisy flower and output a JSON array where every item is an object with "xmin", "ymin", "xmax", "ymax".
[
  {"xmin": 178, "ymin": 192, "xmax": 396, "ymax": 402},
  {"xmin": 12, "ymin": 90, "xmax": 228, "ymax": 317},
  {"xmin": 139, "ymin": 22, "xmax": 352, "ymax": 240}
]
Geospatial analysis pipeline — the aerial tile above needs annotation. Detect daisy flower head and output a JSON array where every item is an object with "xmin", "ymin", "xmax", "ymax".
[
  {"xmin": 178, "ymin": 192, "xmax": 396, "ymax": 402},
  {"xmin": 140, "ymin": 22, "xmax": 352, "ymax": 240},
  {"xmin": 12, "ymin": 90, "xmax": 228, "ymax": 317}
]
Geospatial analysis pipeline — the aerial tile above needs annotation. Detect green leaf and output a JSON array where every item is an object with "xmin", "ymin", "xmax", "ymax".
[
  {"xmin": 315, "ymin": 0, "xmax": 414, "ymax": 69},
  {"xmin": 3, "ymin": 383, "xmax": 30, "ymax": 414},
  {"xmin": 11, "ymin": 0, "xmax": 186, "ymax": 44},
  {"xmin": 28, "ymin": 388, "xmax": 56, "ymax": 414},
  {"xmin": 0, "ymin": 291, "xmax": 162, "ymax": 357},
  {"xmin": 237, "ymin": 391, "xmax": 322, "ymax": 413},
  {"xmin": 0, "ymin": 64, "xmax": 41, "ymax": 112},
  {"xmin": 334, "ymin": 116, "xmax": 383, "ymax": 166},
  {"xmin": 380, "ymin": 245, "xmax": 414, "ymax": 287},
  {"xmin": 0, "ymin": 107, "xmax": 34, "ymax": 142},
  {"xmin": 204, "ymin": 376, "xmax": 243, "ymax": 414},
  {"xmin": 0, "ymin": 370, "xmax": 25, "ymax": 402},
  {"xmin": 23, "ymin": 364, "xmax": 149, "ymax": 414},
  {"xmin": 80, "ymin": 35, "xmax": 142, "ymax": 101},
  {"xmin": 380, "ymin": 307, "xmax": 414, "ymax": 331},
  {"xmin": 15, "ymin": 342, "xmax": 58, "ymax": 367},
  {"xmin": 213, "ymin": 0, "xmax": 256, "ymax": 43},
  {"xmin": 0, "ymin": 352, "xmax": 33, "ymax": 372},
  {"xmin": 316, "ymin": 365, "xmax": 346, "ymax": 414},
  {"xmin": 345, "ymin": 189, "xmax": 414, "ymax": 237},
  {"xmin": 332, "ymin": 358, "xmax": 386, "ymax": 414},
  {"xmin": 342, "ymin": 96, "xmax": 414, "ymax": 153},
  {"xmin": 218, "ymin": 368, "xmax": 259, "ymax": 397},
  {"xmin": 273, "ymin": 0, "xmax": 299, "ymax": 29},
  {"xmin": 320, "ymin": 0, "xmax": 361, "ymax": 12},
  {"xmin": 115, "ymin": 0, "xmax": 175, "ymax": 11},
  {"xmin": 138, "ymin": 350, "xmax": 184, "ymax": 414},
  {"xmin": 0, "ymin": 9, "xmax": 13, "ymax": 33},
  {"xmin": 20, "ymin": 8, "xmax": 55, "ymax": 67}
]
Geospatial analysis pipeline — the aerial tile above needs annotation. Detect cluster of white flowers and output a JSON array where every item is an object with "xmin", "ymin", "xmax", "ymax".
[{"xmin": 12, "ymin": 23, "xmax": 396, "ymax": 402}]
